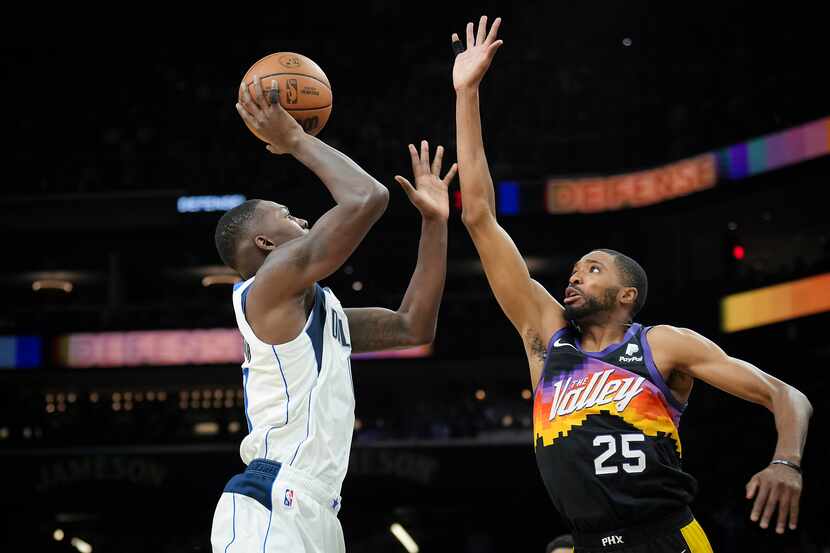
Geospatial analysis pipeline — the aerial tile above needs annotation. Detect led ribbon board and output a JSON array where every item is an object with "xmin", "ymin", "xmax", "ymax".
[
  {"xmin": 351, "ymin": 344, "xmax": 432, "ymax": 360},
  {"xmin": 0, "ymin": 336, "xmax": 42, "ymax": 368},
  {"xmin": 721, "ymin": 273, "xmax": 830, "ymax": 332},
  {"xmin": 538, "ymin": 116, "xmax": 830, "ymax": 215},
  {"xmin": 58, "ymin": 329, "xmax": 432, "ymax": 368},
  {"xmin": 546, "ymin": 154, "xmax": 717, "ymax": 214},
  {"xmin": 59, "ymin": 329, "xmax": 245, "ymax": 368}
]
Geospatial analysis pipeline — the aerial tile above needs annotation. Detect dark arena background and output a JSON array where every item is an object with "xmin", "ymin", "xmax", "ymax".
[{"xmin": 2, "ymin": 3, "xmax": 828, "ymax": 552}]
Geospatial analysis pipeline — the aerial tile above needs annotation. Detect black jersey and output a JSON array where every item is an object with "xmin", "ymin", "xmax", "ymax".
[{"xmin": 533, "ymin": 323, "xmax": 697, "ymax": 533}]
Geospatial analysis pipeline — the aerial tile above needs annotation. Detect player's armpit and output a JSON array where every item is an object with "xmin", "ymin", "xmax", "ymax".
[
  {"xmin": 464, "ymin": 216, "xmax": 566, "ymax": 342},
  {"xmin": 344, "ymin": 307, "xmax": 425, "ymax": 353}
]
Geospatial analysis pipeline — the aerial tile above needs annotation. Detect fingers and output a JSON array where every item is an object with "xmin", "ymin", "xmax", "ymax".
[
  {"xmin": 789, "ymin": 489, "xmax": 800, "ymax": 531},
  {"xmin": 268, "ymin": 79, "xmax": 280, "ymax": 106},
  {"xmin": 750, "ymin": 480, "xmax": 770, "ymax": 523},
  {"xmin": 420, "ymin": 140, "xmax": 430, "ymax": 172},
  {"xmin": 407, "ymin": 143, "xmax": 421, "ymax": 174},
  {"xmin": 407, "ymin": 141, "xmax": 455, "ymax": 185},
  {"xmin": 457, "ymin": 17, "xmax": 502, "ymax": 53},
  {"xmin": 238, "ymin": 81, "xmax": 259, "ymax": 118},
  {"xmin": 443, "ymin": 162, "xmax": 458, "ymax": 186},
  {"xmin": 746, "ymin": 476, "xmax": 759, "ymax": 500},
  {"xmin": 476, "ymin": 15, "xmax": 488, "ymax": 45},
  {"xmin": 431, "ymin": 145, "xmax": 444, "ymax": 176},
  {"xmin": 759, "ymin": 485, "xmax": 780, "ymax": 530},
  {"xmin": 451, "ymin": 32, "xmax": 464, "ymax": 56},
  {"xmin": 236, "ymin": 100, "xmax": 258, "ymax": 129},
  {"xmin": 775, "ymin": 490, "xmax": 790, "ymax": 534},
  {"xmin": 747, "ymin": 469, "xmax": 803, "ymax": 533},
  {"xmin": 488, "ymin": 40, "xmax": 504, "ymax": 56},
  {"xmin": 485, "ymin": 17, "xmax": 502, "ymax": 45},
  {"xmin": 394, "ymin": 175, "xmax": 416, "ymax": 198},
  {"xmin": 252, "ymin": 75, "xmax": 269, "ymax": 111}
]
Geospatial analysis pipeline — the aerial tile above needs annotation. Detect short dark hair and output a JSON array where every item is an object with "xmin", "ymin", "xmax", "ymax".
[
  {"xmin": 214, "ymin": 199, "xmax": 261, "ymax": 271},
  {"xmin": 596, "ymin": 248, "xmax": 648, "ymax": 318},
  {"xmin": 546, "ymin": 534, "xmax": 574, "ymax": 552}
]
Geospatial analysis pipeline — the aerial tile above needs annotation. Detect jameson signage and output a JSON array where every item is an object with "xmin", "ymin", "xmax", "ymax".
[{"xmin": 36, "ymin": 456, "xmax": 168, "ymax": 492}]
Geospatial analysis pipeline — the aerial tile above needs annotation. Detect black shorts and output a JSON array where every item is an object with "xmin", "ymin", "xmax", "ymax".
[{"xmin": 573, "ymin": 508, "xmax": 712, "ymax": 553}]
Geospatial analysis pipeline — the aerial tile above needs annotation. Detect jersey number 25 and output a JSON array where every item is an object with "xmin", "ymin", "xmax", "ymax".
[{"xmin": 593, "ymin": 433, "xmax": 646, "ymax": 475}]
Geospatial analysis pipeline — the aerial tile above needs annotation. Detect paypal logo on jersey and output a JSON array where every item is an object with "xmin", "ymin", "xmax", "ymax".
[
  {"xmin": 331, "ymin": 309, "xmax": 350, "ymax": 348},
  {"xmin": 618, "ymin": 343, "xmax": 643, "ymax": 363}
]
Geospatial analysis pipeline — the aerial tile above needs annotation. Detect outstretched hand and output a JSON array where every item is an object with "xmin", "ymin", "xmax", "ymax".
[
  {"xmin": 395, "ymin": 140, "xmax": 457, "ymax": 222},
  {"xmin": 746, "ymin": 463, "xmax": 803, "ymax": 534},
  {"xmin": 236, "ymin": 76, "xmax": 305, "ymax": 154},
  {"xmin": 452, "ymin": 15, "xmax": 504, "ymax": 91}
]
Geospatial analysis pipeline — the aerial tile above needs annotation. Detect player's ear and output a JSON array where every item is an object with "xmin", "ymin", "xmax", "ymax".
[
  {"xmin": 619, "ymin": 287, "xmax": 638, "ymax": 308},
  {"xmin": 254, "ymin": 235, "xmax": 277, "ymax": 252}
]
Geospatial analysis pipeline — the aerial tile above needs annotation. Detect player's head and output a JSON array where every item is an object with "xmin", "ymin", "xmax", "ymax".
[
  {"xmin": 214, "ymin": 199, "xmax": 309, "ymax": 279},
  {"xmin": 564, "ymin": 249, "xmax": 648, "ymax": 324},
  {"xmin": 545, "ymin": 534, "xmax": 574, "ymax": 553}
]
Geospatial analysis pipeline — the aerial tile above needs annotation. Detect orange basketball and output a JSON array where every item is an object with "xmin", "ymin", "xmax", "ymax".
[{"xmin": 239, "ymin": 52, "xmax": 332, "ymax": 140}]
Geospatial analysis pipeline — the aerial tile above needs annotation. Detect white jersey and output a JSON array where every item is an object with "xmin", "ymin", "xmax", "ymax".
[{"xmin": 232, "ymin": 277, "xmax": 355, "ymax": 496}]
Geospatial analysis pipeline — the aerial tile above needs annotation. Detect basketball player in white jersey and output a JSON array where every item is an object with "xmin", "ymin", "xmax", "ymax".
[{"xmin": 209, "ymin": 77, "xmax": 457, "ymax": 553}]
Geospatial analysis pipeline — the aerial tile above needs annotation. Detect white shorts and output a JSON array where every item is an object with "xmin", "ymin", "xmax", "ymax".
[{"xmin": 211, "ymin": 459, "xmax": 345, "ymax": 553}]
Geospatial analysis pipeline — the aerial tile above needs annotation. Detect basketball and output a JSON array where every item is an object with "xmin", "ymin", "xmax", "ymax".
[{"xmin": 239, "ymin": 52, "xmax": 332, "ymax": 139}]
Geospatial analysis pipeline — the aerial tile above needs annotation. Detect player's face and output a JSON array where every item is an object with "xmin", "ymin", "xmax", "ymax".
[
  {"xmin": 563, "ymin": 251, "xmax": 621, "ymax": 321},
  {"xmin": 258, "ymin": 201, "xmax": 309, "ymax": 245}
]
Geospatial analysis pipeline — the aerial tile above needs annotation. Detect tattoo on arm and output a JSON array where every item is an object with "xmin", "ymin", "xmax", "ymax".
[{"xmin": 345, "ymin": 308, "xmax": 413, "ymax": 354}]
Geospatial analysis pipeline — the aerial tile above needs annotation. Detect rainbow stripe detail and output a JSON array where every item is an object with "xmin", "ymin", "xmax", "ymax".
[{"xmin": 716, "ymin": 117, "xmax": 830, "ymax": 180}]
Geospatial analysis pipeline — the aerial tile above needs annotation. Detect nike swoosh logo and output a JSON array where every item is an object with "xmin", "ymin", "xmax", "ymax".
[
  {"xmin": 680, "ymin": 549, "xmax": 686, "ymax": 553},
  {"xmin": 553, "ymin": 339, "xmax": 578, "ymax": 350}
]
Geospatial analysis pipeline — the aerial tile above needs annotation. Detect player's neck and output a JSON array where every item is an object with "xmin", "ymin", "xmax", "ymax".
[{"xmin": 576, "ymin": 319, "xmax": 632, "ymax": 352}]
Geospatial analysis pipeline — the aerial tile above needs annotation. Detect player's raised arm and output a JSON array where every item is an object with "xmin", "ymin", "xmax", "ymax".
[
  {"xmin": 345, "ymin": 141, "xmax": 456, "ymax": 353},
  {"xmin": 236, "ymin": 77, "xmax": 389, "ymax": 303},
  {"xmin": 647, "ymin": 325, "xmax": 813, "ymax": 535},
  {"xmin": 452, "ymin": 17, "xmax": 566, "ymax": 362}
]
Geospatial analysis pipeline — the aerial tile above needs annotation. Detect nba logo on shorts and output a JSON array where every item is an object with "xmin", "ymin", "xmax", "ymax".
[{"xmin": 283, "ymin": 488, "xmax": 294, "ymax": 509}]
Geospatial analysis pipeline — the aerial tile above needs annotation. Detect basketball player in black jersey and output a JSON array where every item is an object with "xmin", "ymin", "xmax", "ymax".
[{"xmin": 451, "ymin": 16, "xmax": 813, "ymax": 552}]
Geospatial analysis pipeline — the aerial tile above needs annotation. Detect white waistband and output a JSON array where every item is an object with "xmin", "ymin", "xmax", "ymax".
[{"xmin": 274, "ymin": 462, "xmax": 342, "ymax": 514}]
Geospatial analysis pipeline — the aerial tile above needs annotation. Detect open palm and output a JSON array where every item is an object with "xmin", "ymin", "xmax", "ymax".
[
  {"xmin": 452, "ymin": 16, "xmax": 504, "ymax": 91},
  {"xmin": 395, "ymin": 141, "xmax": 458, "ymax": 221}
]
